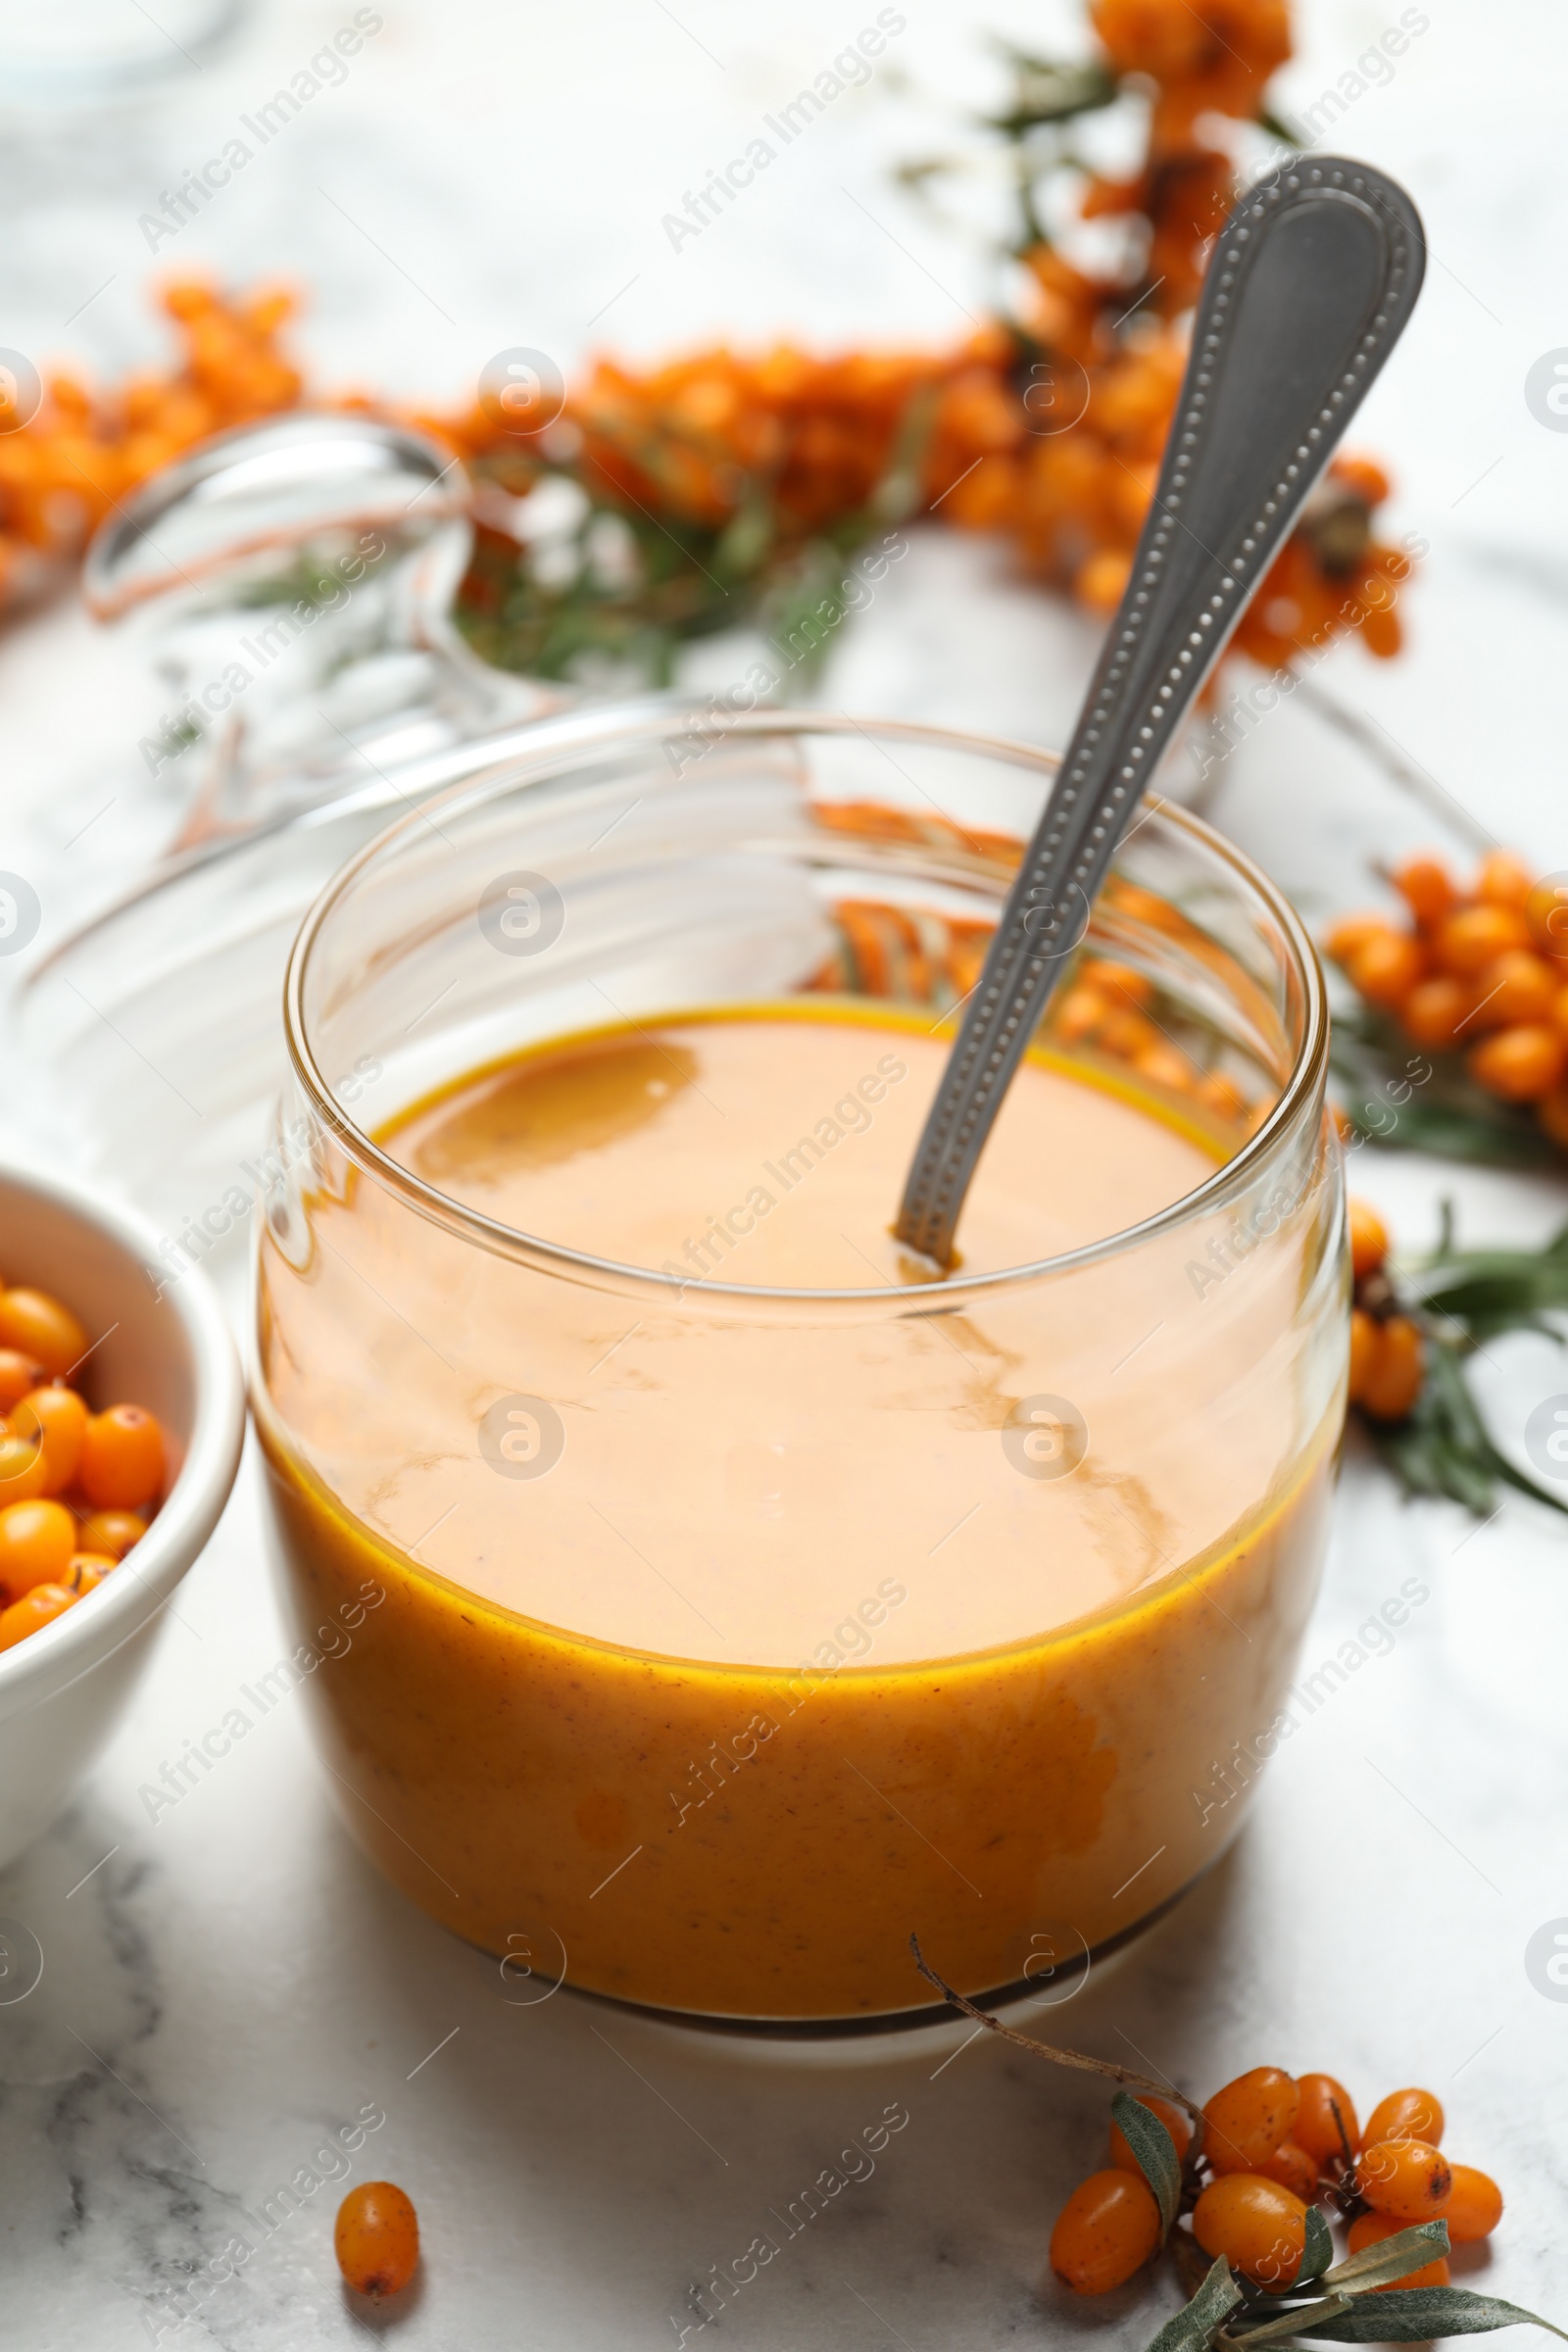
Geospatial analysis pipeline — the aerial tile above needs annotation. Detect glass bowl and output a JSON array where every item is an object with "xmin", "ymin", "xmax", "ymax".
[{"xmin": 252, "ymin": 708, "xmax": 1347, "ymax": 2026}]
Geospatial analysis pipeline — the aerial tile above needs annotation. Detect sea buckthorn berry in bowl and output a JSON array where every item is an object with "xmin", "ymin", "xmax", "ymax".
[
  {"xmin": 77, "ymin": 1508, "xmax": 149, "ymax": 1560},
  {"xmin": 1346, "ymin": 2209, "xmax": 1450, "ymax": 2287},
  {"xmin": 0, "ymin": 1350, "xmax": 46, "ymax": 1410},
  {"xmin": 1361, "ymin": 2085, "xmax": 1444, "ymax": 2148},
  {"xmin": 0, "ymin": 1498, "xmax": 76, "ymax": 1601},
  {"xmin": 0, "ymin": 1160, "xmax": 242, "ymax": 1872},
  {"xmin": 67, "ymin": 1553, "xmax": 118, "ymax": 1595},
  {"xmin": 1357, "ymin": 2136, "xmax": 1451, "ymax": 2222},
  {"xmin": 0, "ymin": 1429, "xmax": 49, "ymax": 1505},
  {"xmin": 0, "ymin": 1286, "xmax": 88, "ymax": 1378},
  {"xmin": 1348, "ymin": 1199, "xmax": 1388, "ymax": 1280},
  {"xmin": 1108, "ymin": 2094, "xmax": 1192, "ymax": 2171},
  {"xmin": 334, "ymin": 2180, "xmax": 420, "ymax": 2298},
  {"xmin": 0, "ymin": 1582, "xmax": 80, "ymax": 1650},
  {"xmin": 1294, "ymin": 2073, "xmax": 1358, "ymax": 2169},
  {"xmin": 1437, "ymin": 2161, "xmax": 1503, "ymax": 2241},
  {"xmin": 1050, "ymin": 2169, "xmax": 1161, "ymax": 2294},
  {"xmin": 1192, "ymin": 2174, "xmax": 1307, "ymax": 2286},
  {"xmin": 1201, "ymin": 2066, "xmax": 1299, "ymax": 2175},
  {"xmin": 13, "ymin": 1385, "xmax": 86, "ymax": 1494},
  {"xmin": 78, "ymin": 1403, "xmax": 166, "ymax": 1510}
]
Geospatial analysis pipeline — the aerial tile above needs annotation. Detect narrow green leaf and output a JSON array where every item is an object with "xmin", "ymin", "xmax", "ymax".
[
  {"xmin": 1298, "ymin": 2287, "xmax": 1568, "ymax": 2343},
  {"xmin": 1223, "ymin": 2293, "xmax": 1351, "ymax": 2346},
  {"xmin": 1111, "ymin": 2090, "xmax": 1181, "ymax": 2238},
  {"xmin": 1298, "ymin": 2206, "xmax": 1334, "ymax": 2282},
  {"xmin": 1322, "ymin": 2221, "xmax": 1447, "ymax": 2291},
  {"xmin": 1144, "ymin": 2256, "xmax": 1242, "ymax": 2352}
]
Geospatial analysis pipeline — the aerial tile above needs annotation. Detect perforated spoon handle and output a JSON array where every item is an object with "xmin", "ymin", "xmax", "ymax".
[{"xmin": 895, "ymin": 157, "xmax": 1425, "ymax": 1268}]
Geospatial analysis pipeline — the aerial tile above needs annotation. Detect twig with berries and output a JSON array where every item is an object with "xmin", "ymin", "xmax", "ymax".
[
  {"xmin": 910, "ymin": 1940, "xmax": 1565, "ymax": 2349},
  {"xmin": 1347, "ymin": 1198, "xmax": 1568, "ymax": 1518}
]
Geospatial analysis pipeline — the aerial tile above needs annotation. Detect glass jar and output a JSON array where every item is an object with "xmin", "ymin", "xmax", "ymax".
[{"xmin": 253, "ymin": 708, "xmax": 1347, "ymax": 2027}]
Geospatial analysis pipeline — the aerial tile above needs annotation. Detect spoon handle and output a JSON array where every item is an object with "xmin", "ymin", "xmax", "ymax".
[{"xmin": 895, "ymin": 157, "xmax": 1425, "ymax": 1268}]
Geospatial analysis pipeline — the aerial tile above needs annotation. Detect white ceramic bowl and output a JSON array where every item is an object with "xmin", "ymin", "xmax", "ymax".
[{"xmin": 0, "ymin": 1159, "xmax": 244, "ymax": 1870}]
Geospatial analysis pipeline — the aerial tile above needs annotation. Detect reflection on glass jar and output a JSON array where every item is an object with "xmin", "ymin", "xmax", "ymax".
[{"xmin": 254, "ymin": 710, "xmax": 1347, "ymax": 2025}]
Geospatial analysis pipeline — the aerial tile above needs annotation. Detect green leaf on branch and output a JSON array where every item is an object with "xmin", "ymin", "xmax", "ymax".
[
  {"xmin": 1298, "ymin": 2287, "xmax": 1568, "ymax": 2343},
  {"xmin": 1297, "ymin": 2207, "xmax": 1334, "ymax": 2283},
  {"xmin": 1144, "ymin": 2256, "xmax": 1242, "ymax": 2352},
  {"xmin": 1111, "ymin": 2091, "xmax": 1182, "ymax": 2238},
  {"xmin": 1368, "ymin": 1337, "xmax": 1568, "ymax": 1520},
  {"xmin": 1330, "ymin": 1006, "xmax": 1561, "ymax": 1169}
]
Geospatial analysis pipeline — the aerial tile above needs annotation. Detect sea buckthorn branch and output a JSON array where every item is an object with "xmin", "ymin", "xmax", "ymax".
[
  {"xmin": 0, "ymin": 3, "xmax": 1409, "ymax": 701},
  {"xmin": 1346, "ymin": 1197, "xmax": 1568, "ymax": 1518},
  {"xmin": 1327, "ymin": 855, "xmax": 1568, "ymax": 1168},
  {"xmin": 909, "ymin": 1950, "xmax": 1560, "ymax": 2341},
  {"xmin": 908, "ymin": 1935, "xmax": 1202, "ymax": 2121}
]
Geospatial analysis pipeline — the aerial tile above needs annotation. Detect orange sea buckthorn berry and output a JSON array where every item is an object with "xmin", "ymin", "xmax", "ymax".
[
  {"xmin": 0, "ymin": 1428, "xmax": 48, "ymax": 1505},
  {"xmin": 1348, "ymin": 1198, "xmax": 1388, "ymax": 1280},
  {"xmin": 1084, "ymin": 960, "xmax": 1153, "ymax": 1008},
  {"xmin": 1134, "ymin": 1041, "xmax": 1195, "ymax": 1094},
  {"xmin": 1357, "ymin": 1313, "xmax": 1424, "ymax": 1422},
  {"xmin": 1348, "ymin": 1309, "xmax": 1382, "ymax": 1406},
  {"xmin": 1435, "ymin": 904, "xmax": 1532, "ymax": 978},
  {"xmin": 1099, "ymin": 1007, "xmax": 1158, "ymax": 1061},
  {"xmin": 78, "ymin": 1405, "xmax": 165, "ymax": 1510},
  {"xmin": 1400, "ymin": 974, "xmax": 1476, "ymax": 1051},
  {"xmin": 1195, "ymin": 1070, "xmax": 1247, "ymax": 1122},
  {"xmin": 1109, "ymin": 2094, "xmax": 1192, "ymax": 2171},
  {"xmin": 1475, "ymin": 850, "xmax": 1534, "ymax": 909},
  {"xmin": 1526, "ymin": 874, "xmax": 1568, "ymax": 962},
  {"xmin": 1193, "ymin": 2174, "xmax": 1307, "ymax": 2286},
  {"xmin": 0, "ymin": 1580, "xmax": 79, "ymax": 1650},
  {"xmin": 1468, "ymin": 1023, "xmax": 1566, "ymax": 1102},
  {"xmin": 1201, "ymin": 2067, "xmax": 1299, "ymax": 2175},
  {"xmin": 1347, "ymin": 931, "xmax": 1424, "ymax": 1008},
  {"xmin": 1049, "ymin": 2168, "xmax": 1161, "ymax": 2295},
  {"xmin": 0, "ymin": 1288, "xmax": 88, "ymax": 1378},
  {"xmin": 1256, "ymin": 2140, "xmax": 1318, "ymax": 2201},
  {"xmin": 1472, "ymin": 950, "xmax": 1556, "ymax": 1029},
  {"xmin": 1550, "ymin": 984, "xmax": 1568, "ymax": 1041},
  {"xmin": 1437, "ymin": 2162, "xmax": 1503, "ymax": 2242},
  {"xmin": 78, "ymin": 1507, "xmax": 149, "ymax": 1560},
  {"xmin": 1391, "ymin": 856, "xmax": 1456, "ymax": 929},
  {"xmin": 14, "ymin": 1385, "xmax": 87, "ymax": 1494},
  {"xmin": 0, "ymin": 1497, "xmax": 76, "ymax": 1602},
  {"xmin": 334, "ymin": 2180, "xmax": 420, "ymax": 2298},
  {"xmin": 1054, "ymin": 984, "xmax": 1107, "ymax": 1045},
  {"xmin": 1324, "ymin": 911, "xmax": 1398, "ymax": 966},
  {"xmin": 1294, "ymin": 2074, "xmax": 1359, "ymax": 2170},
  {"xmin": 1346, "ymin": 2209, "xmax": 1450, "ymax": 2287},
  {"xmin": 1539, "ymin": 1086, "xmax": 1568, "ymax": 1151},
  {"xmin": 1362, "ymin": 2087, "xmax": 1444, "ymax": 2149},
  {"xmin": 67, "ymin": 1551, "xmax": 117, "ymax": 1595},
  {"xmin": 0, "ymin": 1350, "xmax": 46, "ymax": 1411},
  {"xmin": 1358, "ymin": 2137, "xmax": 1451, "ymax": 2222}
]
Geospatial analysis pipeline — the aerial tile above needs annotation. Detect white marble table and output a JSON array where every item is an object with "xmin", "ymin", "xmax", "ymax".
[{"xmin": 3, "ymin": 1, "xmax": 1568, "ymax": 2344}]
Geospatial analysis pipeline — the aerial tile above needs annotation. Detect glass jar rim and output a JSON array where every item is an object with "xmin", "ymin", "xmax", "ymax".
[{"xmin": 282, "ymin": 706, "xmax": 1328, "ymax": 1310}]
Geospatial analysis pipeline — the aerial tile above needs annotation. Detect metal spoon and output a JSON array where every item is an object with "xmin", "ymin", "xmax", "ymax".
[{"xmin": 895, "ymin": 156, "xmax": 1425, "ymax": 1269}]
